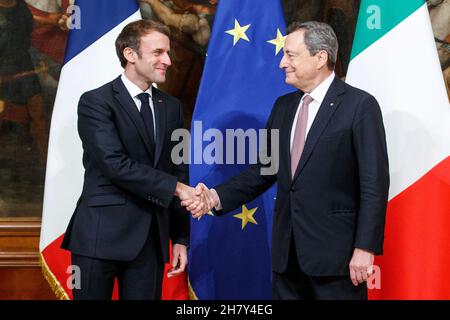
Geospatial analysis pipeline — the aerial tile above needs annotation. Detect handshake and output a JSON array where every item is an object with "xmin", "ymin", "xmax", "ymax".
[{"xmin": 175, "ymin": 182, "xmax": 220, "ymax": 218}]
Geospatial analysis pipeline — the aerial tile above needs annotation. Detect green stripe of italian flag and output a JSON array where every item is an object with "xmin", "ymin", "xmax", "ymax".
[{"xmin": 347, "ymin": 1, "xmax": 450, "ymax": 299}]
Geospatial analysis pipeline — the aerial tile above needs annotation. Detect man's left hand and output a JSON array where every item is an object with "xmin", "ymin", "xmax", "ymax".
[
  {"xmin": 349, "ymin": 248, "xmax": 374, "ymax": 286},
  {"xmin": 167, "ymin": 243, "xmax": 188, "ymax": 278}
]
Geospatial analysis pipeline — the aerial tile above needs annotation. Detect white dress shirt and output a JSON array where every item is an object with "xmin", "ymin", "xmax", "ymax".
[
  {"xmin": 290, "ymin": 72, "xmax": 335, "ymax": 151},
  {"xmin": 120, "ymin": 73, "xmax": 156, "ymax": 137}
]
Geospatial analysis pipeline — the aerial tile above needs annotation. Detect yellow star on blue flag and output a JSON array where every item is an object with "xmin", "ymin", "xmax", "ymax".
[
  {"xmin": 233, "ymin": 205, "xmax": 258, "ymax": 229},
  {"xmin": 267, "ymin": 28, "xmax": 286, "ymax": 55},
  {"xmin": 197, "ymin": 210, "xmax": 214, "ymax": 220},
  {"xmin": 226, "ymin": 19, "xmax": 251, "ymax": 46}
]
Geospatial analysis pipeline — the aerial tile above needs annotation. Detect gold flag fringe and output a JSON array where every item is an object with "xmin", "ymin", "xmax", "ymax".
[
  {"xmin": 39, "ymin": 253, "xmax": 70, "ymax": 300},
  {"xmin": 188, "ymin": 277, "xmax": 198, "ymax": 300}
]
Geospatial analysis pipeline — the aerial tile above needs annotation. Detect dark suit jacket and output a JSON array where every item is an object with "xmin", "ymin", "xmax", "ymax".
[
  {"xmin": 215, "ymin": 76, "xmax": 389, "ymax": 276},
  {"xmin": 61, "ymin": 76, "xmax": 189, "ymax": 263}
]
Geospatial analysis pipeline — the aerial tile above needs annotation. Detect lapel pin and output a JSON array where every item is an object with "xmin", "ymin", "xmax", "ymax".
[
  {"xmin": 158, "ymin": 99, "xmax": 163, "ymax": 103},
  {"xmin": 330, "ymin": 102, "xmax": 334, "ymax": 106}
]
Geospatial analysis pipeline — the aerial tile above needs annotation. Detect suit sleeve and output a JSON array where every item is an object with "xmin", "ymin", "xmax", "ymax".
[
  {"xmin": 169, "ymin": 100, "xmax": 190, "ymax": 246},
  {"xmin": 77, "ymin": 91, "xmax": 178, "ymax": 208},
  {"xmin": 352, "ymin": 94, "xmax": 390, "ymax": 255},
  {"xmin": 214, "ymin": 98, "xmax": 281, "ymax": 214}
]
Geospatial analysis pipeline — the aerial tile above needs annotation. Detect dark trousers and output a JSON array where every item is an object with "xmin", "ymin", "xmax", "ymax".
[
  {"xmin": 71, "ymin": 222, "xmax": 164, "ymax": 300},
  {"xmin": 272, "ymin": 239, "xmax": 367, "ymax": 300}
]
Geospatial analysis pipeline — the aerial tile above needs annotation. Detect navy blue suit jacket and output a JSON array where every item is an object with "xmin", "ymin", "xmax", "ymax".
[
  {"xmin": 62, "ymin": 76, "xmax": 189, "ymax": 262},
  {"xmin": 215, "ymin": 76, "xmax": 389, "ymax": 275}
]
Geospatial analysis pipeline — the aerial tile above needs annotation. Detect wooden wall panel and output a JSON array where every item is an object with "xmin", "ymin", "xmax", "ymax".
[{"xmin": 0, "ymin": 218, "xmax": 56, "ymax": 300}]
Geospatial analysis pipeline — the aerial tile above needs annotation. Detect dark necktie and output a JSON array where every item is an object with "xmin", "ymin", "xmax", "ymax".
[
  {"xmin": 291, "ymin": 95, "xmax": 313, "ymax": 178},
  {"xmin": 137, "ymin": 92, "xmax": 155, "ymax": 149}
]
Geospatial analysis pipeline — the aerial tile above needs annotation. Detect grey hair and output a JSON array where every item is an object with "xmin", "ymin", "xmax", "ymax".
[{"xmin": 287, "ymin": 21, "xmax": 338, "ymax": 70}]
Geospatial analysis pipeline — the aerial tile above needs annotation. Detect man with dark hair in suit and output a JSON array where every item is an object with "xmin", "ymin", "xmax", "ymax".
[
  {"xmin": 62, "ymin": 19, "xmax": 204, "ymax": 300},
  {"xmin": 185, "ymin": 21, "xmax": 389, "ymax": 300}
]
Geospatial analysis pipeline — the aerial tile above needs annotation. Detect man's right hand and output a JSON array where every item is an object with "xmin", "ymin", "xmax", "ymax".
[
  {"xmin": 181, "ymin": 183, "xmax": 219, "ymax": 219},
  {"xmin": 175, "ymin": 182, "xmax": 208, "ymax": 216}
]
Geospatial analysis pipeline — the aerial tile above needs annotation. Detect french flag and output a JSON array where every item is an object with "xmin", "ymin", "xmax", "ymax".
[{"xmin": 39, "ymin": 0, "xmax": 188, "ymax": 300}]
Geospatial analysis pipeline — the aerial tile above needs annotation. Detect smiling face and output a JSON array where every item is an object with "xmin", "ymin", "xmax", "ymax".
[
  {"xmin": 279, "ymin": 29, "xmax": 328, "ymax": 92},
  {"xmin": 124, "ymin": 30, "xmax": 172, "ymax": 90}
]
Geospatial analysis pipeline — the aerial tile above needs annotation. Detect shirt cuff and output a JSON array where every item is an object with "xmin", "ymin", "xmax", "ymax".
[{"xmin": 210, "ymin": 188, "xmax": 222, "ymax": 211}]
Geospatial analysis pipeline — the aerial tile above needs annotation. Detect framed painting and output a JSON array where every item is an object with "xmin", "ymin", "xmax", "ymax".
[{"xmin": 0, "ymin": 0, "xmax": 71, "ymax": 217}]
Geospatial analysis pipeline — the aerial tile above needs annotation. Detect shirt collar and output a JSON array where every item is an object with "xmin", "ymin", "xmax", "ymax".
[
  {"xmin": 303, "ymin": 71, "xmax": 335, "ymax": 104},
  {"xmin": 120, "ymin": 73, "xmax": 153, "ymax": 99}
]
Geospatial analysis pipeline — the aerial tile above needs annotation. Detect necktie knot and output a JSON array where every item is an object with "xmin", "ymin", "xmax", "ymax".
[
  {"xmin": 302, "ymin": 94, "xmax": 314, "ymax": 107},
  {"xmin": 137, "ymin": 92, "xmax": 150, "ymax": 109}
]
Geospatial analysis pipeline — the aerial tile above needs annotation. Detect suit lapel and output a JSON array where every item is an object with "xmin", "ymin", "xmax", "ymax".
[
  {"xmin": 281, "ymin": 91, "xmax": 303, "ymax": 181},
  {"xmin": 292, "ymin": 77, "xmax": 345, "ymax": 183},
  {"xmin": 112, "ymin": 77, "xmax": 155, "ymax": 161},
  {"xmin": 152, "ymin": 88, "xmax": 166, "ymax": 167}
]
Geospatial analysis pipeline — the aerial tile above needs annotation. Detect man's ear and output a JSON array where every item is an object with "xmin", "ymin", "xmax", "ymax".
[
  {"xmin": 123, "ymin": 47, "xmax": 136, "ymax": 64},
  {"xmin": 316, "ymin": 50, "xmax": 329, "ymax": 70}
]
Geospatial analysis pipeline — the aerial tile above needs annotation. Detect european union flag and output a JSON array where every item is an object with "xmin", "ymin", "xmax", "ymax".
[{"xmin": 188, "ymin": 0, "xmax": 292, "ymax": 299}]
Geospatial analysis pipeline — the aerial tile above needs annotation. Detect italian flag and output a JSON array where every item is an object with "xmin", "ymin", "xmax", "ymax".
[{"xmin": 346, "ymin": 0, "xmax": 450, "ymax": 299}]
